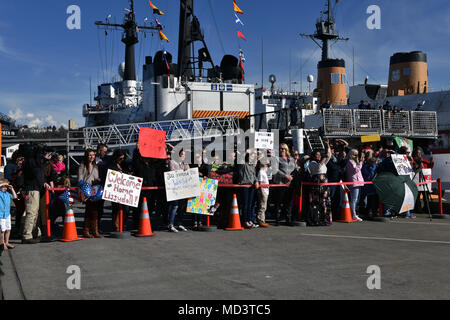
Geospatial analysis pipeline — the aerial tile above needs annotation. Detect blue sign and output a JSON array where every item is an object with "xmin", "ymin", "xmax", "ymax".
[{"xmin": 211, "ymin": 84, "xmax": 233, "ymax": 92}]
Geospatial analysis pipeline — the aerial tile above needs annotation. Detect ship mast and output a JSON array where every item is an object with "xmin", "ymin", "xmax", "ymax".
[
  {"xmin": 300, "ymin": 0, "xmax": 349, "ymax": 105},
  {"xmin": 95, "ymin": 0, "xmax": 158, "ymax": 81},
  {"xmin": 177, "ymin": 0, "xmax": 215, "ymax": 81},
  {"xmin": 300, "ymin": 0, "xmax": 349, "ymax": 61}
]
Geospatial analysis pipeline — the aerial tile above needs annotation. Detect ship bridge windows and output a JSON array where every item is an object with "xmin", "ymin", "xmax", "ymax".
[
  {"xmin": 341, "ymin": 74, "xmax": 347, "ymax": 85},
  {"xmin": 331, "ymin": 73, "xmax": 340, "ymax": 84},
  {"xmin": 403, "ymin": 68, "xmax": 411, "ymax": 76},
  {"xmin": 391, "ymin": 70, "xmax": 401, "ymax": 82}
]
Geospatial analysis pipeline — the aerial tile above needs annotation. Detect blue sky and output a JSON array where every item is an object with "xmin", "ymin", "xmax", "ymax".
[{"xmin": 1, "ymin": 0, "xmax": 450, "ymax": 128}]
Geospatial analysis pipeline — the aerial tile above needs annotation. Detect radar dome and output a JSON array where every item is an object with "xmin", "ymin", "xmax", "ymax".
[
  {"xmin": 269, "ymin": 74, "xmax": 276, "ymax": 84},
  {"xmin": 307, "ymin": 75, "xmax": 314, "ymax": 83}
]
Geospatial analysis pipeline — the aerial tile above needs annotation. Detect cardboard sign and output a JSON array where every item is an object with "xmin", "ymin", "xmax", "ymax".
[
  {"xmin": 102, "ymin": 170, "xmax": 143, "ymax": 208},
  {"xmin": 138, "ymin": 127, "xmax": 167, "ymax": 159},
  {"xmin": 400, "ymin": 183, "xmax": 415, "ymax": 213},
  {"xmin": 255, "ymin": 132, "xmax": 274, "ymax": 150},
  {"xmin": 413, "ymin": 168, "xmax": 432, "ymax": 192},
  {"xmin": 164, "ymin": 168, "xmax": 201, "ymax": 202},
  {"xmin": 187, "ymin": 178, "xmax": 219, "ymax": 216},
  {"xmin": 361, "ymin": 134, "xmax": 381, "ymax": 143},
  {"xmin": 391, "ymin": 155, "xmax": 414, "ymax": 178}
]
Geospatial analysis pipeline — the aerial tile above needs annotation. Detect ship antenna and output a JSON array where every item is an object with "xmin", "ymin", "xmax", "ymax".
[{"xmin": 95, "ymin": 0, "xmax": 158, "ymax": 82}]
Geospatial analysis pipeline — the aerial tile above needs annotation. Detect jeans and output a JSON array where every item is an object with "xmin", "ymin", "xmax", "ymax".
[
  {"xmin": 168, "ymin": 200, "xmax": 185, "ymax": 227},
  {"xmin": 239, "ymin": 187, "xmax": 255, "ymax": 223},
  {"xmin": 349, "ymin": 187, "xmax": 361, "ymax": 218}
]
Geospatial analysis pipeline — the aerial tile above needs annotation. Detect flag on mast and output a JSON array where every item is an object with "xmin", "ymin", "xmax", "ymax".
[
  {"xmin": 149, "ymin": 0, "xmax": 165, "ymax": 15},
  {"xmin": 235, "ymin": 14, "xmax": 244, "ymax": 26},
  {"xmin": 159, "ymin": 30, "xmax": 170, "ymax": 43},
  {"xmin": 237, "ymin": 30, "xmax": 246, "ymax": 40},
  {"xmin": 233, "ymin": 0, "xmax": 244, "ymax": 15}
]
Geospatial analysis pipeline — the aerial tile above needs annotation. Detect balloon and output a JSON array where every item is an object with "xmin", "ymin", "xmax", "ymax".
[
  {"xmin": 89, "ymin": 185, "xmax": 104, "ymax": 202},
  {"xmin": 78, "ymin": 180, "xmax": 92, "ymax": 198}
]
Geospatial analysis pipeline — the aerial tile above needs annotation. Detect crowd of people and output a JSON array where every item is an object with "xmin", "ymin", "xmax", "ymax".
[{"xmin": 0, "ymin": 137, "xmax": 434, "ymax": 248}]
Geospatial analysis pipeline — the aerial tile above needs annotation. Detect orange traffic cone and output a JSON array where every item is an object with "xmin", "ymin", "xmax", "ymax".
[
  {"xmin": 135, "ymin": 197, "xmax": 155, "ymax": 237},
  {"xmin": 225, "ymin": 194, "xmax": 244, "ymax": 231},
  {"xmin": 337, "ymin": 189, "xmax": 355, "ymax": 223},
  {"xmin": 60, "ymin": 208, "xmax": 83, "ymax": 242}
]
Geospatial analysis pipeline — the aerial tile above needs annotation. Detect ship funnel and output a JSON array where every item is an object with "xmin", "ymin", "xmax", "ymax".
[
  {"xmin": 387, "ymin": 51, "xmax": 428, "ymax": 97},
  {"xmin": 317, "ymin": 59, "xmax": 347, "ymax": 106}
]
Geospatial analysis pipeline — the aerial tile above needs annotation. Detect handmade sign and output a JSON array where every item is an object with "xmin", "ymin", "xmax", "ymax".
[
  {"xmin": 391, "ymin": 155, "xmax": 414, "ymax": 178},
  {"xmin": 255, "ymin": 132, "xmax": 274, "ymax": 150},
  {"xmin": 164, "ymin": 168, "xmax": 201, "ymax": 202},
  {"xmin": 102, "ymin": 170, "xmax": 143, "ymax": 208},
  {"xmin": 413, "ymin": 168, "xmax": 432, "ymax": 192},
  {"xmin": 186, "ymin": 178, "xmax": 219, "ymax": 216},
  {"xmin": 138, "ymin": 127, "xmax": 167, "ymax": 159},
  {"xmin": 210, "ymin": 172, "xmax": 233, "ymax": 185}
]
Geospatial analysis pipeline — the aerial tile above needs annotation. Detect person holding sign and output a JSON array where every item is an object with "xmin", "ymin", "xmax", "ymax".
[
  {"xmin": 108, "ymin": 150, "xmax": 130, "ymax": 232},
  {"xmin": 78, "ymin": 149, "xmax": 102, "ymax": 238},
  {"xmin": 412, "ymin": 148, "xmax": 434, "ymax": 214},
  {"xmin": 167, "ymin": 150, "xmax": 190, "ymax": 233}
]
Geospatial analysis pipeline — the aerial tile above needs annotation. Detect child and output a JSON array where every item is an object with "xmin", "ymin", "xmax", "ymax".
[
  {"xmin": 0, "ymin": 179, "xmax": 18, "ymax": 250},
  {"xmin": 53, "ymin": 154, "xmax": 66, "ymax": 176},
  {"xmin": 256, "ymin": 159, "xmax": 270, "ymax": 227}
]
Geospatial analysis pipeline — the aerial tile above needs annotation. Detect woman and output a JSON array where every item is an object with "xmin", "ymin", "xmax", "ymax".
[
  {"xmin": 167, "ymin": 149, "xmax": 190, "ymax": 233},
  {"xmin": 234, "ymin": 149, "xmax": 259, "ymax": 229},
  {"xmin": 345, "ymin": 149, "xmax": 365, "ymax": 222},
  {"xmin": 272, "ymin": 144, "xmax": 296, "ymax": 226},
  {"xmin": 108, "ymin": 149, "xmax": 130, "ymax": 232},
  {"xmin": 78, "ymin": 149, "xmax": 102, "ymax": 238},
  {"xmin": 307, "ymin": 140, "xmax": 332, "ymax": 226}
]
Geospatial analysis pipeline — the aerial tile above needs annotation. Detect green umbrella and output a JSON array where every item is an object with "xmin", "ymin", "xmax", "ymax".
[{"xmin": 372, "ymin": 171, "xmax": 419, "ymax": 214}]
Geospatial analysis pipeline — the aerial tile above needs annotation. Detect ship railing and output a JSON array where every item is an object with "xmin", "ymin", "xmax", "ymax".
[
  {"xmin": 353, "ymin": 110, "xmax": 383, "ymax": 135},
  {"xmin": 383, "ymin": 110, "xmax": 411, "ymax": 136},
  {"xmin": 410, "ymin": 111, "xmax": 438, "ymax": 138},
  {"xmin": 82, "ymin": 116, "xmax": 240, "ymax": 149},
  {"xmin": 323, "ymin": 109, "xmax": 353, "ymax": 136},
  {"xmin": 323, "ymin": 109, "xmax": 438, "ymax": 138}
]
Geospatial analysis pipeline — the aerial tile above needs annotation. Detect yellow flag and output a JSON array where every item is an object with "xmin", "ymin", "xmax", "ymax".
[
  {"xmin": 233, "ymin": 1, "xmax": 244, "ymax": 14},
  {"xmin": 159, "ymin": 30, "xmax": 169, "ymax": 43}
]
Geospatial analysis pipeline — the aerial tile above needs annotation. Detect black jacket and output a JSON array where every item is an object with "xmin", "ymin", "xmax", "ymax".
[{"xmin": 22, "ymin": 145, "xmax": 46, "ymax": 192}]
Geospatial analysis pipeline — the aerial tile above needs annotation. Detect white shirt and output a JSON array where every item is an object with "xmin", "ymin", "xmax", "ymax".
[{"xmin": 258, "ymin": 168, "xmax": 270, "ymax": 196}]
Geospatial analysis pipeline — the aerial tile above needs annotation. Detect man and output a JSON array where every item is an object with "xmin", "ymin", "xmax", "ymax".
[
  {"xmin": 21, "ymin": 144, "xmax": 51, "ymax": 244},
  {"xmin": 290, "ymin": 99, "xmax": 300, "ymax": 127},
  {"xmin": 415, "ymin": 103, "xmax": 424, "ymax": 111},
  {"xmin": 358, "ymin": 100, "xmax": 366, "ymax": 110}
]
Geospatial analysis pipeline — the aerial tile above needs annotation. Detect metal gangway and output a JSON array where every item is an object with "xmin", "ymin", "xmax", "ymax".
[
  {"xmin": 322, "ymin": 109, "xmax": 438, "ymax": 138},
  {"xmin": 82, "ymin": 116, "xmax": 241, "ymax": 149}
]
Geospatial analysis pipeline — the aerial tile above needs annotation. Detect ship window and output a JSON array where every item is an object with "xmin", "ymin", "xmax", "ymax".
[
  {"xmin": 403, "ymin": 68, "xmax": 411, "ymax": 76},
  {"xmin": 162, "ymin": 75, "xmax": 169, "ymax": 88},
  {"xmin": 392, "ymin": 70, "xmax": 400, "ymax": 82},
  {"xmin": 341, "ymin": 74, "xmax": 347, "ymax": 84},
  {"xmin": 331, "ymin": 73, "xmax": 340, "ymax": 84}
]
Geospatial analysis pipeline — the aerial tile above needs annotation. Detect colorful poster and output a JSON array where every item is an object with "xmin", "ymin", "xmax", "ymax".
[
  {"xmin": 186, "ymin": 178, "xmax": 219, "ymax": 216},
  {"xmin": 102, "ymin": 170, "xmax": 143, "ymax": 208},
  {"xmin": 210, "ymin": 172, "xmax": 233, "ymax": 185},
  {"xmin": 138, "ymin": 127, "xmax": 167, "ymax": 159},
  {"xmin": 391, "ymin": 155, "xmax": 414, "ymax": 178},
  {"xmin": 164, "ymin": 168, "xmax": 201, "ymax": 202}
]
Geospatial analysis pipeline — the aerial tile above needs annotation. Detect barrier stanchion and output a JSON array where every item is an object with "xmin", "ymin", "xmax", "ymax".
[
  {"xmin": 110, "ymin": 204, "xmax": 131, "ymax": 239},
  {"xmin": 45, "ymin": 189, "xmax": 51, "ymax": 238},
  {"xmin": 433, "ymin": 179, "xmax": 450, "ymax": 219}
]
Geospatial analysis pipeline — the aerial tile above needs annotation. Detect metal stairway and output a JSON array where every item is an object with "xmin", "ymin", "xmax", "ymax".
[
  {"xmin": 82, "ymin": 116, "xmax": 240, "ymax": 149},
  {"xmin": 305, "ymin": 130, "xmax": 324, "ymax": 152}
]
